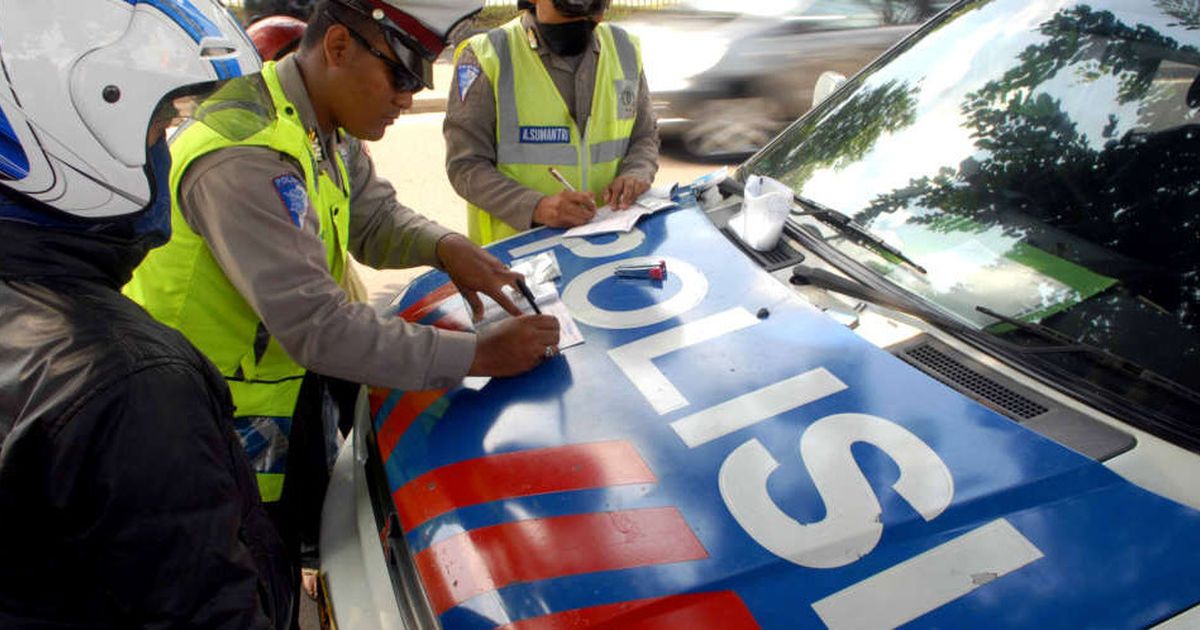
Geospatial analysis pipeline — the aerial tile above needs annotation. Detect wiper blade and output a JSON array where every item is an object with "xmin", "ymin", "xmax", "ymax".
[
  {"xmin": 791, "ymin": 194, "xmax": 928, "ymax": 274},
  {"xmin": 791, "ymin": 264, "xmax": 962, "ymax": 329},
  {"xmin": 716, "ymin": 177, "xmax": 926, "ymax": 274},
  {"xmin": 974, "ymin": 305, "xmax": 1083, "ymax": 348},
  {"xmin": 974, "ymin": 305, "xmax": 1200, "ymax": 404}
]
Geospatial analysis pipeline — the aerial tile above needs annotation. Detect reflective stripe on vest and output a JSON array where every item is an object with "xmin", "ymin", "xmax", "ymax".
[
  {"xmin": 462, "ymin": 19, "xmax": 642, "ymax": 244},
  {"xmin": 124, "ymin": 62, "xmax": 351, "ymax": 501}
]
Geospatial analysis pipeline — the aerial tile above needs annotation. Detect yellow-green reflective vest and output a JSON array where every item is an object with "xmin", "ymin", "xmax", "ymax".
[
  {"xmin": 461, "ymin": 18, "xmax": 642, "ymax": 245},
  {"xmin": 124, "ymin": 61, "xmax": 350, "ymax": 502}
]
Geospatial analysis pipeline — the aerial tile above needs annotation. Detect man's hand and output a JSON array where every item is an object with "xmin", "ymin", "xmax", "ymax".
[
  {"xmin": 533, "ymin": 191, "xmax": 597, "ymax": 227},
  {"xmin": 301, "ymin": 568, "xmax": 319, "ymax": 600},
  {"xmin": 470, "ymin": 314, "xmax": 561, "ymax": 376},
  {"xmin": 603, "ymin": 175, "xmax": 651, "ymax": 210},
  {"xmin": 437, "ymin": 234, "xmax": 523, "ymax": 320}
]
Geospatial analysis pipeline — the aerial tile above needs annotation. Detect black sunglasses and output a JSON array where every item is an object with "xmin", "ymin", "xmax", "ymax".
[{"xmin": 327, "ymin": 12, "xmax": 425, "ymax": 94}]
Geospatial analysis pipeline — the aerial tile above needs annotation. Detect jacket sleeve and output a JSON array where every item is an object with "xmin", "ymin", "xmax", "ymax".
[
  {"xmin": 177, "ymin": 147, "xmax": 476, "ymax": 390},
  {"xmin": 616, "ymin": 68, "xmax": 661, "ymax": 183},
  {"xmin": 342, "ymin": 134, "xmax": 455, "ymax": 270},
  {"xmin": 443, "ymin": 46, "xmax": 547, "ymax": 231},
  {"xmin": 49, "ymin": 362, "xmax": 281, "ymax": 629}
]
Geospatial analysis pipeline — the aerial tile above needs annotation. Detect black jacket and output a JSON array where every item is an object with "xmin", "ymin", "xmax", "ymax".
[{"xmin": 0, "ymin": 220, "xmax": 292, "ymax": 629}]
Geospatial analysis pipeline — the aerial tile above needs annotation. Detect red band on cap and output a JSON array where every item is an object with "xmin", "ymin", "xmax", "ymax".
[{"xmin": 365, "ymin": 0, "xmax": 445, "ymax": 58}]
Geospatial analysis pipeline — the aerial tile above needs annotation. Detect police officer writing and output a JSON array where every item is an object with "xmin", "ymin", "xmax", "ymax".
[
  {"xmin": 445, "ymin": 0, "xmax": 661, "ymax": 245},
  {"xmin": 0, "ymin": 2, "xmax": 292, "ymax": 627},
  {"xmin": 124, "ymin": 0, "xmax": 559, "ymax": 620}
]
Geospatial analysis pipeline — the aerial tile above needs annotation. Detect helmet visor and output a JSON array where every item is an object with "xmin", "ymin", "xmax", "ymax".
[
  {"xmin": 146, "ymin": 81, "xmax": 216, "ymax": 145},
  {"xmin": 152, "ymin": 74, "xmax": 275, "ymax": 145}
]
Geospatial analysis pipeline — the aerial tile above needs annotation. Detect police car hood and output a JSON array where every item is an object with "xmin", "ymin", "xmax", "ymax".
[{"xmin": 372, "ymin": 205, "xmax": 1200, "ymax": 628}]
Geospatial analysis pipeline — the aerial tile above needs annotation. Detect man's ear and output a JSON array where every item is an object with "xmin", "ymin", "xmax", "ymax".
[{"xmin": 323, "ymin": 24, "xmax": 353, "ymax": 69}]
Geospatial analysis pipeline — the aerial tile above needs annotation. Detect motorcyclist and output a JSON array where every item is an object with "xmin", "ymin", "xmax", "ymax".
[{"xmin": 0, "ymin": 1, "xmax": 292, "ymax": 626}]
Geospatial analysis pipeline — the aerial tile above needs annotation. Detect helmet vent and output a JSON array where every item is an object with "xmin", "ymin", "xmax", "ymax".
[{"xmin": 200, "ymin": 45, "xmax": 237, "ymax": 58}]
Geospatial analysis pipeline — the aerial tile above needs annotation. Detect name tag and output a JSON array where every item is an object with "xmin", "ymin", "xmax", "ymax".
[{"xmin": 519, "ymin": 126, "xmax": 571, "ymax": 144}]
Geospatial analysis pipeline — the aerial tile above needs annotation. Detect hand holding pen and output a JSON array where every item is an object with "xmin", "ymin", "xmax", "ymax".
[
  {"xmin": 515, "ymin": 277, "xmax": 541, "ymax": 314},
  {"xmin": 532, "ymin": 167, "xmax": 597, "ymax": 228}
]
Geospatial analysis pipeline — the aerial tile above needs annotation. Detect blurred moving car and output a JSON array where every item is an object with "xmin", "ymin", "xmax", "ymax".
[
  {"xmin": 624, "ymin": 0, "xmax": 947, "ymax": 159},
  {"xmin": 320, "ymin": 1, "xmax": 1200, "ymax": 627}
]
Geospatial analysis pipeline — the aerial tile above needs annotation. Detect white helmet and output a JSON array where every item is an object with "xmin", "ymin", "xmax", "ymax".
[{"xmin": 0, "ymin": 0, "xmax": 261, "ymax": 219}]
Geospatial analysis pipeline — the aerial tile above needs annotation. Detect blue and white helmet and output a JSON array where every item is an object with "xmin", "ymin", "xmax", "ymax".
[{"xmin": 0, "ymin": 0, "xmax": 261, "ymax": 219}]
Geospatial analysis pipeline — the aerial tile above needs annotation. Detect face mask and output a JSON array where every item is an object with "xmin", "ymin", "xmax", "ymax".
[{"xmin": 536, "ymin": 18, "xmax": 597, "ymax": 57}]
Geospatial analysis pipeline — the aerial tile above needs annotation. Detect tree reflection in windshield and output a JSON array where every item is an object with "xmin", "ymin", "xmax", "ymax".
[
  {"xmin": 859, "ymin": 5, "xmax": 1200, "ymax": 388},
  {"xmin": 745, "ymin": 0, "xmax": 1200, "ymax": 398},
  {"xmin": 751, "ymin": 79, "xmax": 920, "ymax": 188}
]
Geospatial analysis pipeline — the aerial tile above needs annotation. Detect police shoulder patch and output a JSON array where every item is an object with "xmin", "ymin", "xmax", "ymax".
[
  {"xmin": 457, "ymin": 63, "xmax": 482, "ymax": 102},
  {"xmin": 615, "ymin": 78, "xmax": 638, "ymax": 120},
  {"xmin": 272, "ymin": 173, "xmax": 309, "ymax": 229}
]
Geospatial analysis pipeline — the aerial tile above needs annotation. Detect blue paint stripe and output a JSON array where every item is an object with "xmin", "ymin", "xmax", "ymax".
[
  {"xmin": 139, "ymin": 0, "xmax": 213, "ymax": 41},
  {"xmin": 373, "ymin": 390, "xmax": 405, "ymax": 432},
  {"xmin": 133, "ymin": 0, "xmax": 243, "ymax": 79},
  {"xmin": 0, "ymin": 104, "xmax": 30, "ymax": 180},
  {"xmin": 211, "ymin": 58, "xmax": 239, "ymax": 81},
  {"xmin": 379, "ymin": 394, "xmax": 461, "ymax": 497}
]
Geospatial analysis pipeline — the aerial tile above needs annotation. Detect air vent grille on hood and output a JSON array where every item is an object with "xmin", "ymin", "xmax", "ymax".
[
  {"xmin": 903, "ymin": 342, "xmax": 1048, "ymax": 420},
  {"xmin": 892, "ymin": 335, "xmax": 1135, "ymax": 461}
]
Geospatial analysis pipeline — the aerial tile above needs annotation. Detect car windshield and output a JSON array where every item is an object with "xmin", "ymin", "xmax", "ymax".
[{"xmin": 743, "ymin": 0, "xmax": 1200, "ymax": 417}]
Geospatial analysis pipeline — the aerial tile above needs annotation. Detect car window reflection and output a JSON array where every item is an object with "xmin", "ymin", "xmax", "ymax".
[{"xmin": 746, "ymin": 0, "xmax": 1200, "ymax": 396}]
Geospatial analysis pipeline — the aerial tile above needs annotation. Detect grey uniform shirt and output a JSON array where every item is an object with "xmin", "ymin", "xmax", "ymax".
[
  {"xmin": 444, "ymin": 12, "xmax": 660, "ymax": 232},
  {"xmin": 176, "ymin": 55, "xmax": 475, "ymax": 391}
]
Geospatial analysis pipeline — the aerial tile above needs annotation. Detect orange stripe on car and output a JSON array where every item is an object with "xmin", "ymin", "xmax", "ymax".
[
  {"xmin": 375, "ymin": 390, "xmax": 447, "ymax": 460},
  {"xmin": 396, "ymin": 282, "xmax": 459, "ymax": 323},
  {"xmin": 500, "ymin": 591, "xmax": 759, "ymax": 630},
  {"xmin": 414, "ymin": 507, "xmax": 709, "ymax": 614},
  {"xmin": 393, "ymin": 440, "xmax": 657, "ymax": 531}
]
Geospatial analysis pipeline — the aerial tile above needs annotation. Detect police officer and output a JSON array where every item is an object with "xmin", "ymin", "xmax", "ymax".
[
  {"xmin": 445, "ymin": 0, "xmax": 660, "ymax": 244},
  {"xmin": 124, "ymin": 0, "xmax": 560, "ymax": 621},
  {"xmin": 0, "ymin": 1, "xmax": 291, "ymax": 627}
]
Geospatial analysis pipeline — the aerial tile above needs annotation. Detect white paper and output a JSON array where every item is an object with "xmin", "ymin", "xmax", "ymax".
[
  {"xmin": 477, "ymin": 291, "xmax": 584, "ymax": 350},
  {"xmin": 510, "ymin": 250, "xmax": 561, "ymax": 286},
  {"xmin": 475, "ymin": 257, "xmax": 585, "ymax": 350},
  {"xmin": 562, "ymin": 190, "xmax": 677, "ymax": 238}
]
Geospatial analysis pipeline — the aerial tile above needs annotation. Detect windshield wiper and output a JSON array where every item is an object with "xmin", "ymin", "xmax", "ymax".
[
  {"xmin": 788, "ymin": 265, "xmax": 1200, "ymax": 406},
  {"xmin": 791, "ymin": 193, "xmax": 928, "ymax": 274},
  {"xmin": 974, "ymin": 305, "xmax": 1200, "ymax": 404},
  {"xmin": 791, "ymin": 264, "xmax": 964, "ymax": 330},
  {"xmin": 717, "ymin": 177, "xmax": 926, "ymax": 274}
]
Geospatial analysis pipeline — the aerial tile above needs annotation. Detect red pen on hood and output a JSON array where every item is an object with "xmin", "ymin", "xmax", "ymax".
[{"xmin": 614, "ymin": 260, "xmax": 667, "ymax": 280}]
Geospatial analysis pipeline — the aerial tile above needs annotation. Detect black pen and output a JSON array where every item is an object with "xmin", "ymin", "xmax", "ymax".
[{"xmin": 515, "ymin": 278, "xmax": 541, "ymax": 314}]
